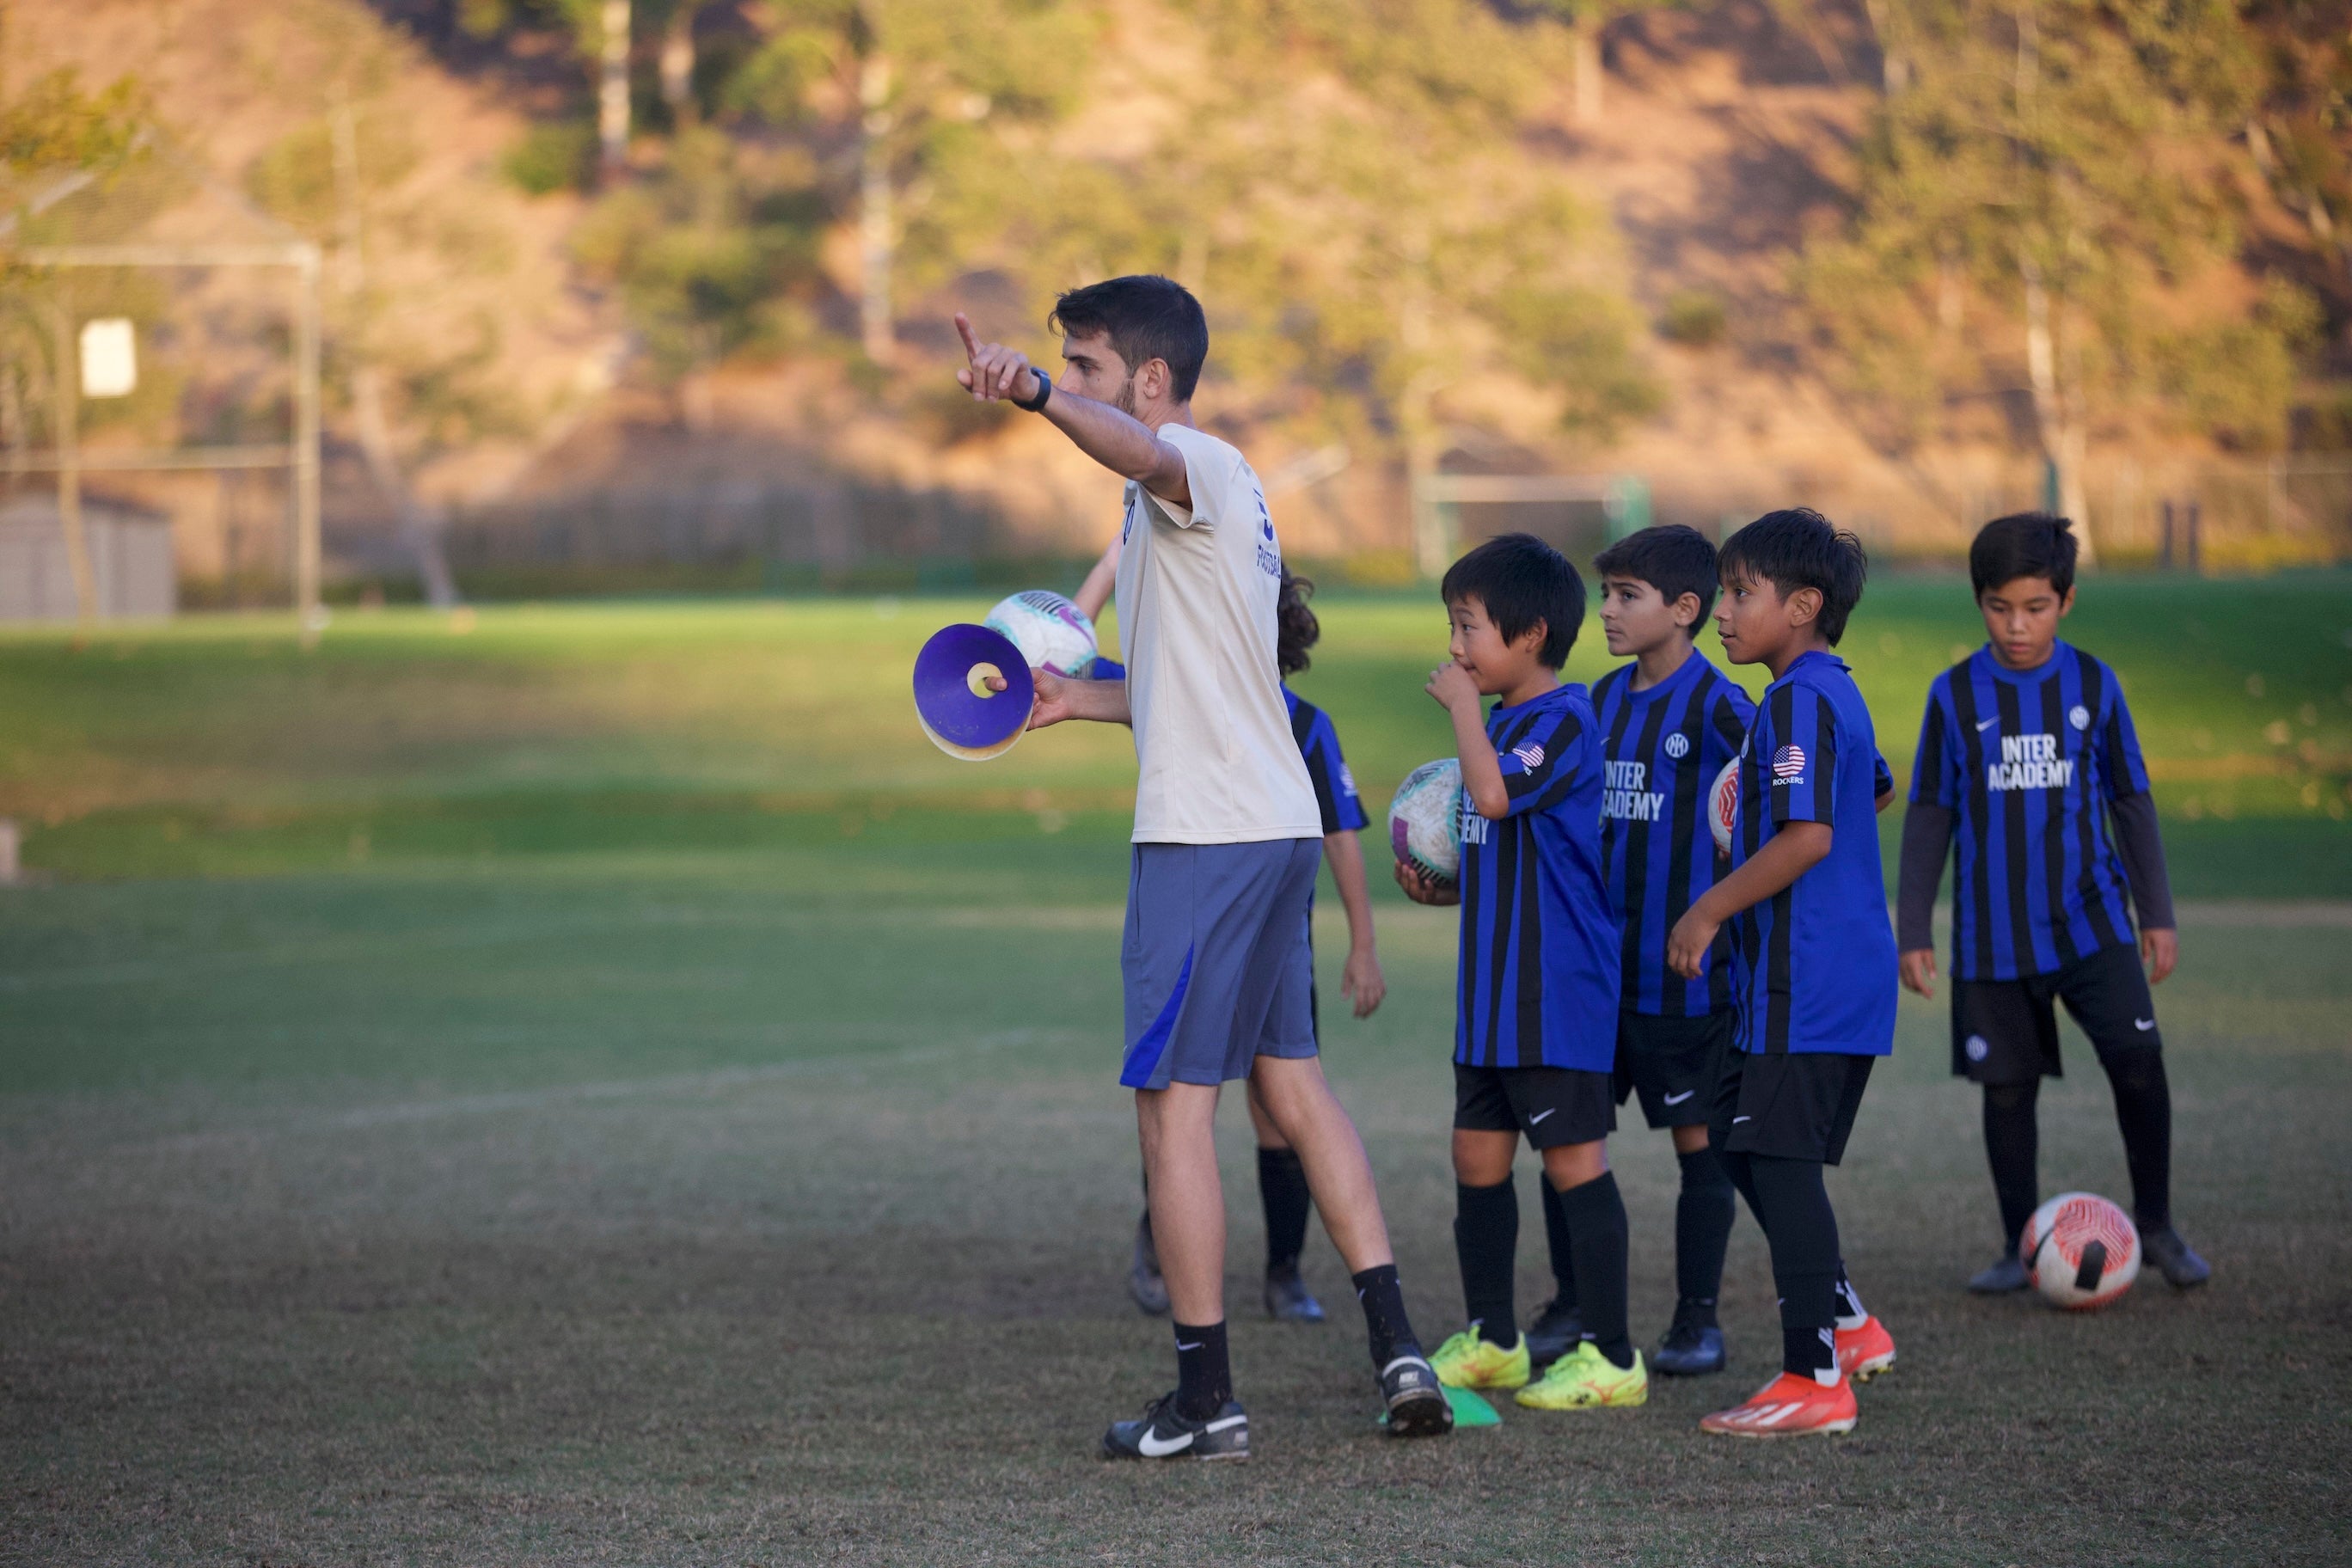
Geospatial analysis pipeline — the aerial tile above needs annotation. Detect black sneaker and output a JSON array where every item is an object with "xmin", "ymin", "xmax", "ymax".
[
  {"xmin": 1128, "ymin": 1212, "xmax": 1169, "ymax": 1316},
  {"xmin": 1101, "ymin": 1392, "xmax": 1249, "ymax": 1461},
  {"xmin": 1968, "ymin": 1254, "xmax": 2030, "ymax": 1294},
  {"xmin": 2139, "ymin": 1224, "xmax": 2212, "ymax": 1288},
  {"xmin": 1524, "ymin": 1296, "xmax": 1585, "ymax": 1369},
  {"xmin": 1263, "ymin": 1262, "xmax": 1326, "ymax": 1323},
  {"xmin": 1653, "ymin": 1313, "xmax": 1726, "ymax": 1376},
  {"xmin": 1379, "ymin": 1351, "xmax": 1454, "ymax": 1438}
]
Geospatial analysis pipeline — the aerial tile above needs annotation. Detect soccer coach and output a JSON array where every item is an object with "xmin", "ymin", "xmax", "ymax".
[{"xmin": 955, "ymin": 277, "xmax": 1451, "ymax": 1458}]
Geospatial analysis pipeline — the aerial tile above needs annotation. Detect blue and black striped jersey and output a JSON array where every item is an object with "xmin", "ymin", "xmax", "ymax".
[
  {"xmin": 1454, "ymin": 684, "xmax": 1622, "ymax": 1072},
  {"xmin": 1593, "ymin": 652, "xmax": 1755, "ymax": 1017},
  {"xmin": 1908, "ymin": 642, "xmax": 2149, "ymax": 982},
  {"xmin": 1284, "ymin": 688, "xmax": 1369, "ymax": 836},
  {"xmin": 1726, "ymin": 652, "xmax": 1896, "ymax": 1057}
]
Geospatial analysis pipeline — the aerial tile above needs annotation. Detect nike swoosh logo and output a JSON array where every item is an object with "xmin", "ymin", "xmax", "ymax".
[
  {"xmin": 1136, "ymin": 1427, "xmax": 1194, "ymax": 1458},
  {"xmin": 1732, "ymin": 1115, "xmax": 1751, "ymax": 1124},
  {"xmin": 1175, "ymin": 1341, "xmax": 1203, "ymax": 1351},
  {"xmin": 1663, "ymin": 1090, "xmax": 1696, "ymax": 1106},
  {"xmin": 1528, "ymin": 1107, "xmax": 1556, "ymax": 1124},
  {"xmin": 2135, "ymin": 1018, "xmax": 2156, "ymax": 1031},
  {"xmin": 1976, "ymin": 717, "xmax": 1999, "ymax": 732}
]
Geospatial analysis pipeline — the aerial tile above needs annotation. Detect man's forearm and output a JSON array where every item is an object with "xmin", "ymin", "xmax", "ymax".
[
  {"xmin": 1059, "ymin": 677, "xmax": 1131, "ymax": 726},
  {"xmin": 1693, "ymin": 822, "xmax": 1834, "ymax": 924}
]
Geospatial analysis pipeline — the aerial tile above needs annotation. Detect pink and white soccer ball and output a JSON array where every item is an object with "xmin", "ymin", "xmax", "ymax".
[
  {"xmin": 1388, "ymin": 758, "xmax": 1463, "ymax": 887},
  {"xmin": 1708, "ymin": 759, "xmax": 1740, "ymax": 855},
  {"xmin": 983, "ymin": 590, "xmax": 1098, "ymax": 679},
  {"xmin": 2021, "ymin": 1191, "xmax": 2141, "ymax": 1310}
]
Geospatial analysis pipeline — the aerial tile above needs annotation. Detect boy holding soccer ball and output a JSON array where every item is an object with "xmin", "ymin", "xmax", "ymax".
[
  {"xmin": 1396, "ymin": 533, "xmax": 1646, "ymax": 1413},
  {"xmin": 1664, "ymin": 509, "xmax": 1897, "ymax": 1438},
  {"xmin": 1896, "ymin": 513, "xmax": 2207, "ymax": 1292}
]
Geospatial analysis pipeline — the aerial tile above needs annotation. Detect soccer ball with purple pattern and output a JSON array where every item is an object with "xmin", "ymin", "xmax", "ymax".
[
  {"xmin": 1388, "ymin": 758, "xmax": 1463, "ymax": 887},
  {"xmin": 983, "ymin": 590, "xmax": 1099, "ymax": 680}
]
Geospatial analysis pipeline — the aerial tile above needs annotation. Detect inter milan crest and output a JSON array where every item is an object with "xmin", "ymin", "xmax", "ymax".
[
  {"xmin": 1664, "ymin": 732, "xmax": 1690, "ymax": 759},
  {"xmin": 2068, "ymin": 704, "xmax": 2091, "ymax": 731}
]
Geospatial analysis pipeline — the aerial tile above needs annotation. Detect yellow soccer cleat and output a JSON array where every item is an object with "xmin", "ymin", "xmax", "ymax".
[
  {"xmin": 1429, "ymin": 1327, "xmax": 1532, "ymax": 1391},
  {"xmin": 1513, "ymin": 1341, "xmax": 1649, "ymax": 1410}
]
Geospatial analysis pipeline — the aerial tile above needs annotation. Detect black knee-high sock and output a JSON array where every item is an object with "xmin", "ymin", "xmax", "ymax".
[
  {"xmin": 1555, "ymin": 1172, "xmax": 1633, "ymax": 1369},
  {"xmin": 1258, "ymin": 1147, "xmax": 1312, "ymax": 1272},
  {"xmin": 1718, "ymin": 1144, "xmax": 1767, "ymax": 1234},
  {"xmin": 1351, "ymin": 1263, "xmax": 1420, "ymax": 1368},
  {"xmin": 1745, "ymin": 1155, "xmax": 1840, "ymax": 1382},
  {"xmin": 2103, "ymin": 1049, "xmax": 2173, "ymax": 1229},
  {"xmin": 1675, "ymin": 1146, "xmax": 1736, "ymax": 1323},
  {"xmin": 1454, "ymin": 1178, "xmax": 1520, "ymax": 1349},
  {"xmin": 1172, "ymin": 1320, "xmax": 1231, "ymax": 1421},
  {"xmin": 1982, "ymin": 1081, "xmax": 2041, "ymax": 1256},
  {"xmin": 1539, "ymin": 1173, "xmax": 1578, "ymax": 1309}
]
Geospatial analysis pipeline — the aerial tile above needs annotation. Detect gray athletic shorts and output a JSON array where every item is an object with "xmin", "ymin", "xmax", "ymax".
[{"xmin": 1119, "ymin": 838, "xmax": 1321, "ymax": 1091}]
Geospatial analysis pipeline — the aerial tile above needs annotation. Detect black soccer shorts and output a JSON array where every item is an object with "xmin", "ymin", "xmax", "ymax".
[
  {"xmin": 1710, "ymin": 1047, "xmax": 1874, "ymax": 1166},
  {"xmin": 1951, "ymin": 940, "xmax": 2160, "ymax": 1087},
  {"xmin": 1613, "ymin": 1011, "xmax": 1733, "ymax": 1130},
  {"xmin": 1454, "ymin": 1063, "xmax": 1616, "ymax": 1148}
]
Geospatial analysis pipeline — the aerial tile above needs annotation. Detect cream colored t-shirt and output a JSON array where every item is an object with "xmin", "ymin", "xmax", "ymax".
[{"xmin": 1113, "ymin": 424, "xmax": 1322, "ymax": 845}]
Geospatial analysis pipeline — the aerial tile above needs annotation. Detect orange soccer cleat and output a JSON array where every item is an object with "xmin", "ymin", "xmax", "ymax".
[
  {"xmin": 1834, "ymin": 1314, "xmax": 1896, "ymax": 1382},
  {"xmin": 1699, "ymin": 1371, "xmax": 1858, "ymax": 1438}
]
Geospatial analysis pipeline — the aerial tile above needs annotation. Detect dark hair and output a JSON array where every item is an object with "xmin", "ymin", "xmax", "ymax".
[
  {"xmin": 1440, "ymin": 532, "xmax": 1585, "ymax": 670},
  {"xmin": 1970, "ymin": 511, "xmax": 2078, "ymax": 598},
  {"xmin": 1592, "ymin": 524, "xmax": 1719, "ymax": 628},
  {"xmin": 1276, "ymin": 571, "xmax": 1320, "ymax": 677},
  {"xmin": 1048, "ymin": 275, "xmax": 1210, "ymax": 402},
  {"xmin": 1718, "ymin": 507, "xmax": 1867, "ymax": 646}
]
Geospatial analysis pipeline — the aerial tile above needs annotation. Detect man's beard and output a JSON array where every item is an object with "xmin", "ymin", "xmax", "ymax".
[{"xmin": 1112, "ymin": 375, "xmax": 1139, "ymax": 418}]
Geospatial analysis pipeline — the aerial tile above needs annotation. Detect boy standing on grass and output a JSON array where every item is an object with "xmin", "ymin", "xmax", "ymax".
[
  {"xmin": 1572, "ymin": 524, "xmax": 1755, "ymax": 1379},
  {"xmin": 1664, "ymin": 508, "xmax": 1897, "ymax": 1439},
  {"xmin": 1080, "ymin": 558, "xmax": 1388, "ymax": 1325},
  {"xmin": 1896, "ymin": 513, "xmax": 2208, "ymax": 1292},
  {"xmin": 956, "ymin": 275, "xmax": 1451, "ymax": 1459},
  {"xmin": 1395, "ymin": 533, "xmax": 1647, "ymax": 1413}
]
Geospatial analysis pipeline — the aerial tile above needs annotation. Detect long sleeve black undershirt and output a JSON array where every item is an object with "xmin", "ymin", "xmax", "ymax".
[{"xmin": 1895, "ymin": 794, "xmax": 2177, "ymax": 954}]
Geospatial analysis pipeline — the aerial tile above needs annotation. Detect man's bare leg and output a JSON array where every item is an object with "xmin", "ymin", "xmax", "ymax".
[
  {"xmin": 1248, "ymin": 1054, "xmax": 1391, "ymax": 1271},
  {"xmin": 1134, "ymin": 1082, "xmax": 1226, "ymax": 1325}
]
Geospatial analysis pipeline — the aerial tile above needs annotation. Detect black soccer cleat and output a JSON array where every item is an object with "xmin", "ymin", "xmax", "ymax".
[
  {"xmin": 1128, "ymin": 1212, "xmax": 1170, "ymax": 1316},
  {"xmin": 1523, "ymin": 1296, "xmax": 1585, "ymax": 1369},
  {"xmin": 1101, "ymin": 1392, "xmax": 1250, "ymax": 1461},
  {"xmin": 1264, "ymin": 1262, "xmax": 1326, "ymax": 1323},
  {"xmin": 1654, "ymin": 1313, "xmax": 1727, "ymax": 1377},
  {"xmin": 1379, "ymin": 1351, "xmax": 1454, "ymax": 1438},
  {"xmin": 2138, "ymin": 1224, "xmax": 2212, "ymax": 1288},
  {"xmin": 1968, "ymin": 1254, "xmax": 2030, "ymax": 1294}
]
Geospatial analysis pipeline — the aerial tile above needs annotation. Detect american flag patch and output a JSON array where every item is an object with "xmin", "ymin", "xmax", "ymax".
[
  {"xmin": 1772, "ymin": 744, "xmax": 1807, "ymax": 781},
  {"xmin": 1511, "ymin": 743, "xmax": 1546, "ymax": 769}
]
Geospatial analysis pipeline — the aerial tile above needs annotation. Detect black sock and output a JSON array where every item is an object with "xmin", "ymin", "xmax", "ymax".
[
  {"xmin": 1746, "ymin": 1155, "xmax": 1840, "ymax": 1382},
  {"xmin": 1453, "ymin": 1178, "xmax": 1520, "ymax": 1349},
  {"xmin": 1674, "ymin": 1146, "xmax": 1736, "ymax": 1325},
  {"xmin": 1556, "ymin": 1171, "xmax": 1633, "ymax": 1369},
  {"xmin": 1982, "ymin": 1081, "xmax": 2040, "ymax": 1257},
  {"xmin": 1258, "ymin": 1147, "xmax": 1312, "ymax": 1272},
  {"xmin": 1718, "ymin": 1144, "xmax": 1767, "ymax": 1234},
  {"xmin": 1172, "ymin": 1320, "xmax": 1231, "ymax": 1421},
  {"xmin": 1538, "ymin": 1173, "xmax": 1578, "ymax": 1309},
  {"xmin": 1833, "ymin": 1261, "xmax": 1866, "ymax": 1329},
  {"xmin": 1351, "ymin": 1264, "xmax": 1420, "ymax": 1368},
  {"xmin": 2103, "ymin": 1049, "xmax": 2173, "ymax": 1230}
]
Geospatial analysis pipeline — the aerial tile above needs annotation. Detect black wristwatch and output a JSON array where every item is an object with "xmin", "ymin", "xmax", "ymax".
[{"xmin": 1012, "ymin": 370, "xmax": 1052, "ymax": 413}]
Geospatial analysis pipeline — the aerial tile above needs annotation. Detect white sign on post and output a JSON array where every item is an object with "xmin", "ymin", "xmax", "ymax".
[{"xmin": 79, "ymin": 318, "xmax": 138, "ymax": 398}]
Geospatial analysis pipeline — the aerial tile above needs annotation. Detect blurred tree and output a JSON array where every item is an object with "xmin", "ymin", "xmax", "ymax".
[
  {"xmin": 1523, "ymin": 0, "xmax": 1685, "ymax": 124},
  {"xmin": 1799, "ymin": 0, "xmax": 2311, "ymax": 549},
  {"xmin": 2241, "ymin": 1, "xmax": 2352, "ymax": 298}
]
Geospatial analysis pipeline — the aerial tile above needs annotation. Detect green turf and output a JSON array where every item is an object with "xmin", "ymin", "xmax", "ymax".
[{"xmin": 3, "ymin": 579, "xmax": 2349, "ymax": 1563}]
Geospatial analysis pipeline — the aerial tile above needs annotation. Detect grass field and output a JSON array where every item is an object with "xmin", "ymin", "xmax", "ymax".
[{"xmin": 4, "ymin": 576, "xmax": 2350, "ymax": 1564}]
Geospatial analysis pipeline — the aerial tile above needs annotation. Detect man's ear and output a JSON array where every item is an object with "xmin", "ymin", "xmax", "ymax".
[
  {"xmin": 1786, "ymin": 586, "xmax": 1823, "ymax": 628},
  {"xmin": 1140, "ymin": 358, "xmax": 1171, "ymax": 403}
]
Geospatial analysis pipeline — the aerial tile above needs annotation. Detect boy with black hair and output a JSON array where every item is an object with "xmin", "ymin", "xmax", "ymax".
[
  {"xmin": 954, "ymin": 276, "xmax": 1450, "ymax": 1460},
  {"xmin": 1081, "ymin": 560, "xmax": 1389, "ymax": 1324},
  {"xmin": 1664, "ymin": 507, "xmax": 1897, "ymax": 1438},
  {"xmin": 1566, "ymin": 523, "xmax": 1756, "ymax": 1379},
  {"xmin": 1396, "ymin": 533, "xmax": 1645, "ymax": 1412},
  {"xmin": 1896, "ymin": 512, "xmax": 2208, "ymax": 1292}
]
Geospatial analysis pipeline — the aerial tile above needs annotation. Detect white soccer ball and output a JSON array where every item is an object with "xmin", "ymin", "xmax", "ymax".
[
  {"xmin": 983, "ymin": 590, "xmax": 1098, "ymax": 679},
  {"xmin": 2021, "ymin": 1191, "xmax": 2142, "ymax": 1311},
  {"xmin": 1709, "ymin": 758, "xmax": 1740, "ymax": 855},
  {"xmin": 1389, "ymin": 758, "xmax": 1463, "ymax": 887}
]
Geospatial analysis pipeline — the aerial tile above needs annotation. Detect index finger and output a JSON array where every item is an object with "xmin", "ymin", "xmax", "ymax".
[{"xmin": 953, "ymin": 313, "xmax": 981, "ymax": 361}]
